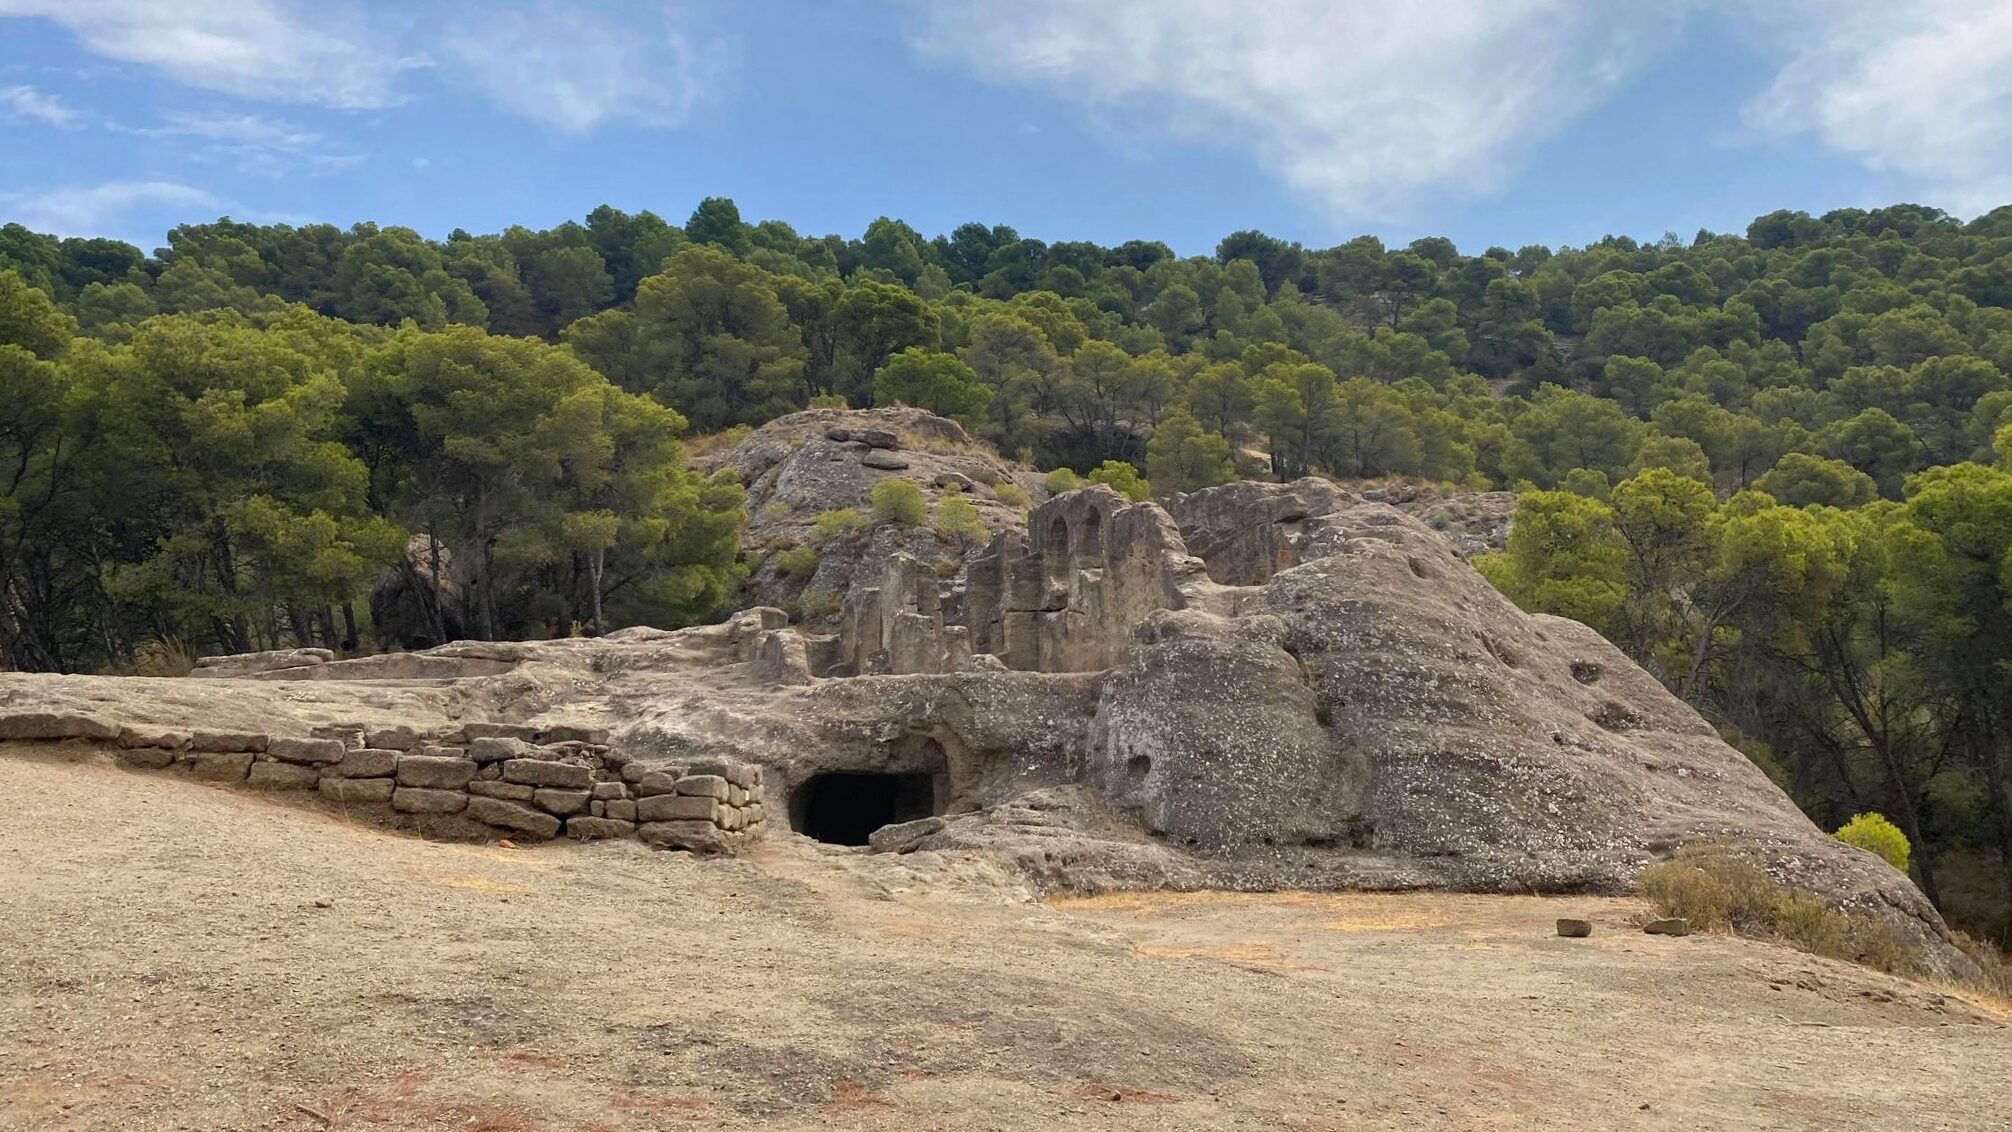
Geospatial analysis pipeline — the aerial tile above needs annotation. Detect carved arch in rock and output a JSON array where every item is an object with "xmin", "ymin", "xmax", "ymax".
[
  {"xmin": 1076, "ymin": 508, "xmax": 1105, "ymax": 567},
  {"xmin": 1042, "ymin": 514, "xmax": 1072, "ymax": 590}
]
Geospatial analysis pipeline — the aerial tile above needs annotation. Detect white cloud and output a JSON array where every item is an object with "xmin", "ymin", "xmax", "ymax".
[
  {"xmin": 0, "ymin": 83, "xmax": 79, "ymax": 126},
  {"xmin": 905, "ymin": 0, "xmax": 1685, "ymax": 221},
  {"xmin": 0, "ymin": 0, "xmax": 418, "ymax": 109},
  {"xmin": 441, "ymin": 4, "xmax": 728, "ymax": 133},
  {"xmin": 6, "ymin": 180, "xmax": 218, "ymax": 237},
  {"xmin": 1741, "ymin": 1, "xmax": 2012, "ymax": 216},
  {"xmin": 1, "ymin": 1, "xmax": 730, "ymax": 135},
  {"xmin": 126, "ymin": 111, "xmax": 366, "ymax": 174}
]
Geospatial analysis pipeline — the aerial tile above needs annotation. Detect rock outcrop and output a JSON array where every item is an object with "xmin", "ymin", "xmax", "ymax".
[
  {"xmin": 0, "ymin": 411, "xmax": 1965, "ymax": 976},
  {"xmin": 709, "ymin": 407, "xmax": 1047, "ymax": 622}
]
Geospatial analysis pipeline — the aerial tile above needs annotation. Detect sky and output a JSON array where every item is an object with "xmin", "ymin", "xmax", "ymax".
[{"xmin": 1, "ymin": 0, "xmax": 2009, "ymax": 258}]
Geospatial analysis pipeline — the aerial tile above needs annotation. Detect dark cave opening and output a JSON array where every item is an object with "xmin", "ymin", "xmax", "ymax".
[{"xmin": 792, "ymin": 771, "xmax": 941, "ymax": 846}]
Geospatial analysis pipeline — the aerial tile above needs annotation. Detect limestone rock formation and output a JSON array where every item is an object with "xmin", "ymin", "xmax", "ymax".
[
  {"xmin": 0, "ymin": 411, "xmax": 1965, "ymax": 975},
  {"xmin": 705, "ymin": 407, "xmax": 1047, "ymax": 621}
]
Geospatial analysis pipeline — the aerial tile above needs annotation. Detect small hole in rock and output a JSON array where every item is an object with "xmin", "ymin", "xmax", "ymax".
[
  {"xmin": 1570, "ymin": 661, "xmax": 1603, "ymax": 685},
  {"xmin": 1125, "ymin": 754, "xmax": 1152, "ymax": 785}
]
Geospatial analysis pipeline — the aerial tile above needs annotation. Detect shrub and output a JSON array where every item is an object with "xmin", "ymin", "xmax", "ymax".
[
  {"xmin": 760, "ymin": 500, "xmax": 795, "ymax": 524},
  {"xmin": 773, "ymin": 545, "xmax": 819, "ymax": 580},
  {"xmin": 870, "ymin": 478, "xmax": 926, "ymax": 527},
  {"xmin": 1088, "ymin": 460, "xmax": 1151, "ymax": 501},
  {"xmin": 1044, "ymin": 467, "xmax": 1082, "ymax": 495},
  {"xmin": 811, "ymin": 507, "xmax": 868, "ymax": 542},
  {"xmin": 798, "ymin": 586, "xmax": 839, "ymax": 618},
  {"xmin": 1835, "ymin": 812, "xmax": 1910, "ymax": 873},
  {"xmin": 933, "ymin": 496, "xmax": 988, "ymax": 545},
  {"xmin": 995, "ymin": 482, "xmax": 1030, "ymax": 508},
  {"xmin": 1637, "ymin": 843, "xmax": 1921, "ymax": 976},
  {"xmin": 808, "ymin": 393, "xmax": 849, "ymax": 410},
  {"xmin": 1638, "ymin": 844, "xmax": 1780, "ymax": 933}
]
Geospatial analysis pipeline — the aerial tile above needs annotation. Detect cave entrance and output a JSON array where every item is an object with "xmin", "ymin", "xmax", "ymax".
[{"xmin": 792, "ymin": 771, "xmax": 942, "ymax": 846}]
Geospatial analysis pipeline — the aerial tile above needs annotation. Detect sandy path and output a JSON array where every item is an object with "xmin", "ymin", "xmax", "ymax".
[{"xmin": 1, "ymin": 751, "xmax": 2007, "ymax": 1131}]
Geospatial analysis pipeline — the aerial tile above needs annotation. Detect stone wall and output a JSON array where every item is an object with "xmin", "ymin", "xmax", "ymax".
[{"xmin": 0, "ymin": 712, "xmax": 765, "ymax": 853}]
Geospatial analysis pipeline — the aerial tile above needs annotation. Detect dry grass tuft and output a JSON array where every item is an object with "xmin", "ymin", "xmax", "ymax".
[
  {"xmin": 111, "ymin": 636, "xmax": 195, "ymax": 678},
  {"xmin": 1638, "ymin": 843, "xmax": 1917, "ymax": 977}
]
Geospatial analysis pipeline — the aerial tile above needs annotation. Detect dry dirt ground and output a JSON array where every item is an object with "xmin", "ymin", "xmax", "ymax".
[{"xmin": 2, "ymin": 751, "xmax": 2008, "ymax": 1132}]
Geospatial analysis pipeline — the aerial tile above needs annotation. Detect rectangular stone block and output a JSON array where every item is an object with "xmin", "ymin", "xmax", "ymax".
[
  {"xmin": 635, "ymin": 771, "xmax": 680, "ymax": 797},
  {"xmin": 637, "ymin": 794, "xmax": 717, "ymax": 823},
  {"xmin": 589, "ymin": 781, "xmax": 628, "ymax": 801},
  {"xmin": 364, "ymin": 726, "xmax": 421, "ymax": 751},
  {"xmin": 589, "ymin": 800, "xmax": 605, "ymax": 817},
  {"xmin": 0, "ymin": 712, "xmax": 117, "ymax": 740},
  {"xmin": 324, "ymin": 748, "xmax": 399, "ymax": 778},
  {"xmin": 246, "ymin": 761, "xmax": 319, "ymax": 791},
  {"xmin": 717, "ymin": 806, "xmax": 741, "ymax": 831},
  {"xmin": 604, "ymin": 799, "xmax": 637, "ymax": 822},
  {"xmin": 464, "ymin": 796, "xmax": 562, "ymax": 839},
  {"xmin": 727, "ymin": 784, "xmax": 749, "ymax": 807},
  {"xmin": 565, "ymin": 816, "xmax": 635, "ymax": 840},
  {"xmin": 189, "ymin": 730, "xmax": 267, "ymax": 753},
  {"xmin": 185, "ymin": 751, "xmax": 252, "ymax": 783},
  {"xmin": 116, "ymin": 747, "xmax": 178, "ymax": 771},
  {"xmin": 318, "ymin": 777, "xmax": 394, "ymax": 804},
  {"xmin": 638, "ymin": 820, "xmax": 726, "ymax": 853},
  {"xmin": 117, "ymin": 726, "xmax": 188, "ymax": 750},
  {"xmin": 308, "ymin": 724, "xmax": 365, "ymax": 749},
  {"xmin": 541, "ymin": 724, "xmax": 611, "ymax": 745},
  {"xmin": 674, "ymin": 774, "xmax": 728, "ymax": 800},
  {"xmin": 462, "ymin": 722, "xmax": 541, "ymax": 741},
  {"xmin": 467, "ymin": 779, "xmax": 536, "ymax": 801},
  {"xmin": 468, "ymin": 737, "xmax": 538, "ymax": 764},
  {"xmin": 392, "ymin": 787, "xmax": 468, "ymax": 815},
  {"xmin": 395, "ymin": 755, "xmax": 477, "ymax": 790},
  {"xmin": 532, "ymin": 788, "xmax": 590, "ymax": 816},
  {"xmin": 500, "ymin": 759, "xmax": 592, "ymax": 789},
  {"xmin": 268, "ymin": 737, "xmax": 346, "ymax": 765},
  {"xmin": 428, "ymin": 726, "xmax": 468, "ymax": 745}
]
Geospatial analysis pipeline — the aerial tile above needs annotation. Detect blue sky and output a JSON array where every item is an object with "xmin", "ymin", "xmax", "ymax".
[{"xmin": 2, "ymin": 1, "xmax": 2009, "ymax": 258}]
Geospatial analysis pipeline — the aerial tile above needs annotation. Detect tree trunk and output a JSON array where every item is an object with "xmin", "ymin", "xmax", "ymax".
[
  {"xmin": 424, "ymin": 527, "xmax": 448, "ymax": 646},
  {"xmin": 589, "ymin": 547, "xmax": 605, "ymax": 636},
  {"xmin": 286, "ymin": 604, "xmax": 313, "ymax": 649}
]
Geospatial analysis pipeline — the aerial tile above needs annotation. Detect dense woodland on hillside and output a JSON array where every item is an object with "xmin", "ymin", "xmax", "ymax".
[{"xmin": 6, "ymin": 198, "xmax": 2012, "ymax": 936}]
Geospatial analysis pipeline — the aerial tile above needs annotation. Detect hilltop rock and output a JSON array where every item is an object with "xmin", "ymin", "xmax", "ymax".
[{"xmin": 708, "ymin": 407, "xmax": 1046, "ymax": 621}]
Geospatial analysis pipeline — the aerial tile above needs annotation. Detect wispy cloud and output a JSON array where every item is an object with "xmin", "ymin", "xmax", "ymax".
[
  {"xmin": 0, "ymin": 83, "xmax": 80, "ymax": 126},
  {"xmin": 1741, "ymin": 0, "xmax": 2012, "ymax": 217},
  {"xmin": 905, "ymin": 0, "xmax": 1683, "ymax": 221},
  {"xmin": 5, "ymin": 179, "xmax": 218, "ymax": 238},
  {"xmin": 0, "ymin": 0, "xmax": 420, "ymax": 109},
  {"xmin": 125, "ymin": 111, "xmax": 366, "ymax": 175},
  {"xmin": 441, "ymin": 4, "xmax": 730, "ymax": 133}
]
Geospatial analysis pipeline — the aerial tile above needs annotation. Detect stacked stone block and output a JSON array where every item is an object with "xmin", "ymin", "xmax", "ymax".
[
  {"xmin": 619, "ymin": 757, "xmax": 767, "ymax": 852},
  {"xmin": 0, "ymin": 713, "xmax": 765, "ymax": 854}
]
